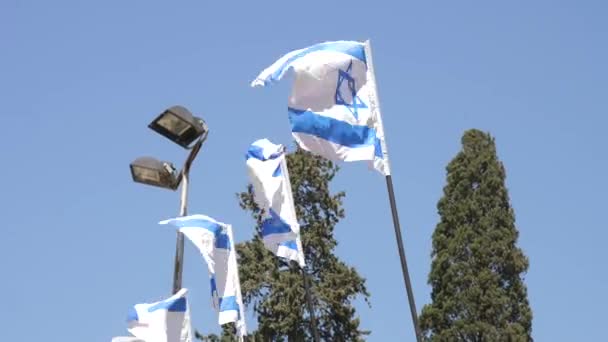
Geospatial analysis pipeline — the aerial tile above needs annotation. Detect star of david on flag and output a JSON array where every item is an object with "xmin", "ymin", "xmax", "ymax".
[{"xmin": 335, "ymin": 60, "xmax": 368, "ymax": 120}]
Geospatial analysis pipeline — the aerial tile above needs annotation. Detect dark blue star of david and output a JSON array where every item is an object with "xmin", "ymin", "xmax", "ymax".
[{"xmin": 335, "ymin": 60, "xmax": 367, "ymax": 120}]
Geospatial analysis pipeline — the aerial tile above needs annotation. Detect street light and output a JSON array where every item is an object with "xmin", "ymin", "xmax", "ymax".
[
  {"xmin": 148, "ymin": 105, "xmax": 208, "ymax": 149},
  {"xmin": 129, "ymin": 157, "xmax": 179, "ymax": 190},
  {"xmin": 130, "ymin": 105, "xmax": 208, "ymax": 294}
]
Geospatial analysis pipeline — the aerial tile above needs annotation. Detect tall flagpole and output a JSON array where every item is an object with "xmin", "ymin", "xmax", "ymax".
[
  {"xmin": 364, "ymin": 39, "xmax": 423, "ymax": 342},
  {"xmin": 282, "ymin": 151, "xmax": 321, "ymax": 342},
  {"xmin": 302, "ymin": 269, "xmax": 321, "ymax": 342},
  {"xmin": 226, "ymin": 224, "xmax": 247, "ymax": 342}
]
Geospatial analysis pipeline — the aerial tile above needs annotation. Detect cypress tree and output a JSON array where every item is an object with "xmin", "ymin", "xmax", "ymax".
[
  {"xmin": 198, "ymin": 148, "xmax": 370, "ymax": 341},
  {"xmin": 419, "ymin": 129, "xmax": 533, "ymax": 341}
]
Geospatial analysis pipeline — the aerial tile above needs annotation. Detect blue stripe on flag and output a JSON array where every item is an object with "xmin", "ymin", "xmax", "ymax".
[
  {"xmin": 272, "ymin": 164, "xmax": 282, "ymax": 177},
  {"xmin": 166, "ymin": 218, "xmax": 223, "ymax": 235},
  {"xmin": 280, "ymin": 240, "xmax": 298, "ymax": 251},
  {"xmin": 147, "ymin": 296, "xmax": 187, "ymax": 313},
  {"xmin": 288, "ymin": 108, "xmax": 377, "ymax": 148},
  {"xmin": 210, "ymin": 276, "xmax": 218, "ymax": 297},
  {"xmin": 246, "ymin": 144, "xmax": 283, "ymax": 161},
  {"xmin": 127, "ymin": 306, "xmax": 139, "ymax": 322},
  {"xmin": 246, "ymin": 145, "xmax": 266, "ymax": 160},
  {"xmin": 269, "ymin": 41, "xmax": 366, "ymax": 84},
  {"xmin": 261, "ymin": 209, "xmax": 293, "ymax": 237},
  {"xmin": 374, "ymin": 137, "xmax": 383, "ymax": 158},
  {"xmin": 215, "ymin": 232, "xmax": 231, "ymax": 250},
  {"xmin": 219, "ymin": 296, "xmax": 240, "ymax": 313}
]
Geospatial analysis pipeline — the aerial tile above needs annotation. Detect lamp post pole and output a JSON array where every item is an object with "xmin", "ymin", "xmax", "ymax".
[
  {"xmin": 172, "ymin": 170, "xmax": 188, "ymax": 294},
  {"xmin": 171, "ymin": 137, "xmax": 204, "ymax": 294},
  {"xmin": 129, "ymin": 106, "xmax": 208, "ymax": 295}
]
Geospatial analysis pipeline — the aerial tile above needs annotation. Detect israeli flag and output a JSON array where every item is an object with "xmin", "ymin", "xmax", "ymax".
[
  {"xmin": 246, "ymin": 138, "xmax": 306, "ymax": 267},
  {"xmin": 124, "ymin": 288, "xmax": 192, "ymax": 342},
  {"xmin": 159, "ymin": 215, "xmax": 247, "ymax": 341},
  {"xmin": 252, "ymin": 40, "xmax": 390, "ymax": 175}
]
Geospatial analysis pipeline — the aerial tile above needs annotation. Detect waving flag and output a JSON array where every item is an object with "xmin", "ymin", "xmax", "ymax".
[
  {"xmin": 123, "ymin": 288, "xmax": 192, "ymax": 342},
  {"xmin": 159, "ymin": 215, "xmax": 247, "ymax": 341},
  {"xmin": 254, "ymin": 40, "xmax": 424, "ymax": 341},
  {"xmin": 246, "ymin": 138, "xmax": 305, "ymax": 267},
  {"xmin": 251, "ymin": 40, "xmax": 390, "ymax": 175}
]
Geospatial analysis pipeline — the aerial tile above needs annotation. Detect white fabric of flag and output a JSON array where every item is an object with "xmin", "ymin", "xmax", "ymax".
[
  {"xmin": 246, "ymin": 138, "xmax": 305, "ymax": 267},
  {"xmin": 122, "ymin": 288, "xmax": 192, "ymax": 342},
  {"xmin": 111, "ymin": 337, "xmax": 144, "ymax": 342},
  {"xmin": 159, "ymin": 215, "xmax": 247, "ymax": 341},
  {"xmin": 251, "ymin": 40, "xmax": 390, "ymax": 175}
]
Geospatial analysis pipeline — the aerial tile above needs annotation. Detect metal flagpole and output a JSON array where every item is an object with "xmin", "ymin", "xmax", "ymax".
[
  {"xmin": 226, "ymin": 224, "xmax": 247, "ymax": 342},
  {"xmin": 301, "ymin": 266, "xmax": 321, "ymax": 342},
  {"xmin": 282, "ymin": 150, "xmax": 321, "ymax": 342},
  {"xmin": 364, "ymin": 39, "xmax": 423, "ymax": 342}
]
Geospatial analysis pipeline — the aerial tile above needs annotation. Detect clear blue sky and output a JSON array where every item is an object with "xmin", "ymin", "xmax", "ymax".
[{"xmin": 1, "ymin": 1, "xmax": 606, "ymax": 341}]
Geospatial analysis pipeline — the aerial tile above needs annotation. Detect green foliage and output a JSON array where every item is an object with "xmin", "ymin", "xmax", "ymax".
[
  {"xmin": 199, "ymin": 148, "xmax": 370, "ymax": 341},
  {"xmin": 419, "ymin": 129, "xmax": 533, "ymax": 342}
]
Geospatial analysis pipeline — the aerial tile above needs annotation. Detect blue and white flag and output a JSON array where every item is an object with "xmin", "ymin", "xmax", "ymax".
[
  {"xmin": 246, "ymin": 138, "xmax": 305, "ymax": 267},
  {"xmin": 124, "ymin": 288, "xmax": 192, "ymax": 342},
  {"xmin": 159, "ymin": 215, "xmax": 247, "ymax": 341},
  {"xmin": 251, "ymin": 40, "xmax": 390, "ymax": 176}
]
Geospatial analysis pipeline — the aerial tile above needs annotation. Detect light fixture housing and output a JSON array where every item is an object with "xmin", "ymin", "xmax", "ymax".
[
  {"xmin": 129, "ymin": 156, "xmax": 180, "ymax": 190},
  {"xmin": 148, "ymin": 105, "xmax": 207, "ymax": 148}
]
